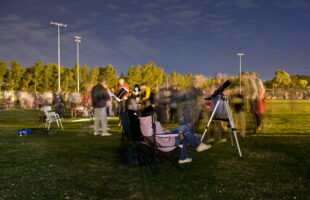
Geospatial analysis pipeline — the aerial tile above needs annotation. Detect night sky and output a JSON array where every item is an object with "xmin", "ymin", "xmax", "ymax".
[{"xmin": 0, "ymin": 0, "xmax": 309, "ymax": 80}]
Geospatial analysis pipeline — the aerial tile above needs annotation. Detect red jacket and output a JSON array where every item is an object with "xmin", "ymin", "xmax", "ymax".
[{"xmin": 114, "ymin": 83, "xmax": 130, "ymax": 101}]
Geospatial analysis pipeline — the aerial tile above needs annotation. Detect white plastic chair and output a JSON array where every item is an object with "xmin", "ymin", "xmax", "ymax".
[{"xmin": 43, "ymin": 106, "xmax": 63, "ymax": 130}]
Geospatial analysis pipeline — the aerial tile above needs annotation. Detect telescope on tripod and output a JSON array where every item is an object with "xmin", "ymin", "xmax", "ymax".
[{"xmin": 201, "ymin": 80, "xmax": 243, "ymax": 157}]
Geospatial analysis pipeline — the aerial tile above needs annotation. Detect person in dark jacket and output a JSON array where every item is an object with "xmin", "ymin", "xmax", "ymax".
[
  {"xmin": 53, "ymin": 90, "xmax": 64, "ymax": 118},
  {"xmin": 91, "ymin": 78, "xmax": 111, "ymax": 136}
]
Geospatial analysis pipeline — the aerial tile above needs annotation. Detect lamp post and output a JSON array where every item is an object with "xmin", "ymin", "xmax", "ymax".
[
  {"xmin": 50, "ymin": 21, "xmax": 67, "ymax": 92},
  {"xmin": 74, "ymin": 36, "xmax": 81, "ymax": 93},
  {"xmin": 236, "ymin": 53, "xmax": 245, "ymax": 93}
]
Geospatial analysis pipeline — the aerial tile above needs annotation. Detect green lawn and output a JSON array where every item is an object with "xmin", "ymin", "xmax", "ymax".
[{"xmin": 0, "ymin": 100, "xmax": 310, "ymax": 200}]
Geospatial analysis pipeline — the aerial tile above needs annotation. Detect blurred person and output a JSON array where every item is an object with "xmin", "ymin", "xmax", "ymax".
[
  {"xmin": 180, "ymin": 75, "xmax": 206, "ymax": 131},
  {"xmin": 91, "ymin": 78, "xmax": 111, "ymax": 136},
  {"xmin": 3, "ymin": 90, "xmax": 11, "ymax": 109},
  {"xmin": 124, "ymin": 98, "xmax": 143, "ymax": 141},
  {"xmin": 62, "ymin": 90, "xmax": 70, "ymax": 110},
  {"xmin": 246, "ymin": 72, "xmax": 266, "ymax": 134},
  {"xmin": 24, "ymin": 92, "xmax": 34, "ymax": 109},
  {"xmin": 169, "ymin": 85, "xmax": 181, "ymax": 123},
  {"xmin": 8, "ymin": 90, "xmax": 16, "ymax": 109},
  {"xmin": 41, "ymin": 90, "xmax": 53, "ymax": 106},
  {"xmin": 53, "ymin": 90, "xmax": 65, "ymax": 118},
  {"xmin": 105, "ymin": 87, "xmax": 114, "ymax": 117},
  {"xmin": 254, "ymin": 73, "xmax": 266, "ymax": 132},
  {"xmin": 140, "ymin": 83, "xmax": 152, "ymax": 109},
  {"xmin": 3, "ymin": 90, "xmax": 10, "ymax": 102},
  {"xmin": 81, "ymin": 84, "xmax": 93, "ymax": 118},
  {"xmin": 140, "ymin": 106, "xmax": 212, "ymax": 164},
  {"xmin": 69, "ymin": 91, "xmax": 81, "ymax": 118},
  {"xmin": 156, "ymin": 88, "xmax": 171, "ymax": 123},
  {"xmin": 106, "ymin": 100, "xmax": 114, "ymax": 117},
  {"xmin": 17, "ymin": 89, "xmax": 26, "ymax": 109},
  {"xmin": 114, "ymin": 78, "xmax": 130, "ymax": 116},
  {"xmin": 230, "ymin": 86, "xmax": 246, "ymax": 137},
  {"xmin": 206, "ymin": 73, "xmax": 227, "ymax": 142},
  {"xmin": 34, "ymin": 91, "xmax": 42, "ymax": 109},
  {"xmin": 131, "ymin": 84, "xmax": 141, "ymax": 103}
]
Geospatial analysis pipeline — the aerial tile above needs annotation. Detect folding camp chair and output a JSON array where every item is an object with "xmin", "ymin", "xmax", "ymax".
[
  {"xmin": 119, "ymin": 110, "xmax": 151, "ymax": 166},
  {"xmin": 139, "ymin": 115, "xmax": 183, "ymax": 167},
  {"xmin": 43, "ymin": 106, "xmax": 63, "ymax": 130}
]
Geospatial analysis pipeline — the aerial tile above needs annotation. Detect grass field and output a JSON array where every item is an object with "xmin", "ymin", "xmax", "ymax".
[{"xmin": 0, "ymin": 100, "xmax": 309, "ymax": 200}]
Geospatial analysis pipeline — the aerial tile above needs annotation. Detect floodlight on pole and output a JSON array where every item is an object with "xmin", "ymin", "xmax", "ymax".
[
  {"xmin": 236, "ymin": 53, "xmax": 245, "ymax": 93},
  {"xmin": 50, "ymin": 21, "xmax": 67, "ymax": 92},
  {"xmin": 75, "ymin": 36, "xmax": 81, "ymax": 93}
]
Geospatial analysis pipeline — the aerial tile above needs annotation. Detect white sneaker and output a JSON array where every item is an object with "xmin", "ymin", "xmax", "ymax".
[
  {"xmin": 178, "ymin": 158, "xmax": 192, "ymax": 164},
  {"xmin": 94, "ymin": 132, "xmax": 100, "ymax": 136},
  {"xmin": 101, "ymin": 133, "xmax": 112, "ymax": 136},
  {"xmin": 196, "ymin": 143, "xmax": 212, "ymax": 152}
]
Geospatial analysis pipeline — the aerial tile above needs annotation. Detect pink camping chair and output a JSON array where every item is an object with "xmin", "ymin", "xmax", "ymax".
[{"xmin": 139, "ymin": 115, "xmax": 183, "ymax": 166}]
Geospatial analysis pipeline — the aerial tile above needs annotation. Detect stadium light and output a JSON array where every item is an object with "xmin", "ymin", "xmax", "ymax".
[
  {"xmin": 74, "ymin": 36, "xmax": 81, "ymax": 93},
  {"xmin": 236, "ymin": 53, "xmax": 245, "ymax": 93},
  {"xmin": 50, "ymin": 21, "xmax": 67, "ymax": 92}
]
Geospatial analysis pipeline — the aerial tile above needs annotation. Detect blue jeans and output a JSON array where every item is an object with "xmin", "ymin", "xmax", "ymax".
[{"xmin": 172, "ymin": 125, "xmax": 201, "ymax": 160}]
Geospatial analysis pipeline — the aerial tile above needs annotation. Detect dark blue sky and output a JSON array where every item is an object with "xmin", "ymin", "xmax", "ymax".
[{"xmin": 0, "ymin": 0, "xmax": 309, "ymax": 80}]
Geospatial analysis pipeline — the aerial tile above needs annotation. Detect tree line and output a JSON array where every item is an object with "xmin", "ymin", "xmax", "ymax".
[
  {"xmin": 0, "ymin": 61, "xmax": 308, "ymax": 92},
  {"xmin": 265, "ymin": 70, "xmax": 309, "ymax": 89},
  {"xmin": 0, "ymin": 61, "xmax": 194, "ymax": 92}
]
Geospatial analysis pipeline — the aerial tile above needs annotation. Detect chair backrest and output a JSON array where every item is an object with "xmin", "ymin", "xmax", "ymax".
[
  {"xmin": 139, "ymin": 115, "xmax": 177, "ymax": 152},
  {"xmin": 43, "ymin": 106, "xmax": 52, "ymax": 112},
  {"xmin": 43, "ymin": 106, "xmax": 54, "ymax": 120},
  {"xmin": 120, "ymin": 112, "xmax": 130, "ymax": 136},
  {"xmin": 139, "ymin": 116, "xmax": 153, "ymax": 137}
]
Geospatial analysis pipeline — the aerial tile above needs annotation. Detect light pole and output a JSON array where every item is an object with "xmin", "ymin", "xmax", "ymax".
[
  {"xmin": 74, "ymin": 36, "xmax": 81, "ymax": 93},
  {"xmin": 236, "ymin": 53, "xmax": 245, "ymax": 93},
  {"xmin": 50, "ymin": 21, "xmax": 67, "ymax": 92}
]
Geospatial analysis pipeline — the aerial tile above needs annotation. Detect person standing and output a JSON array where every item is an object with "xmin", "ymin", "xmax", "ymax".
[
  {"xmin": 53, "ymin": 90, "xmax": 64, "ymax": 118},
  {"xmin": 254, "ymin": 74, "xmax": 266, "ymax": 132},
  {"xmin": 140, "ymin": 83, "xmax": 152, "ymax": 109},
  {"xmin": 169, "ymin": 85, "xmax": 180, "ymax": 123},
  {"xmin": 230, "ymin": 86, "xmax": 246, "ymax": 137},
  {"xmin": 69, "ymin": 91, "xmax": 81, "ymax": 118},
  {"xmin": 114, "ymin": 78, "xmax": 130, "ymax": 116},
  {"xmin": 247, "ymin": 72, "xmax": 265, "ymax": 134},
  {"xmin": 91, "ymin": 78, "xmax": 111, "ymax": 136}
]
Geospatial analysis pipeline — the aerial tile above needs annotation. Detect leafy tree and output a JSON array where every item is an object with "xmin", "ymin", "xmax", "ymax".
[
  {"xmin": 0, "ymin": 61, "xmax": 7, "ymax": 90},
  {"xmin": 290, "ymin": 75, "xmax": 310, "ymax": 88},
  {"xmin": 99, "ymin": 64, "xmax": 118, "ymax": 89},
  {"xmin": 183, "ymin": 72, "xmax": 191, "ymax": 90},
  {"xmin": 89, "ymin": 67, "xmax": 99, "ymax": 85},
  {"xmin": 7, "ymin": 61, "xmax": 22, "ymax": 90},
  {"xmin": 125, "ymin": 62, "xmax": 164, "ymax": 89},
  {"xmin": 273, "ymin": 70, "xmax": 291, "ymax": 88},
  {"xmin": 20, "ymin": 68, "xmax": 33, "ymax": 90},
  {"xmin": 80, "ymin": 64, "xmax": 90, "ymax": 88},
  {"xmin": 31, "ymin": 61, "xmax": 44, "ymax": 91},
  {"xmin": 61, "ymin": 68, "xmax": 74, "ymax": 91},
  {"xmin": 119, "ymin": 72, "xmax": 125, "ymax": 79},
  {"xmin": 299, "ymin": 79, "xmax": 308, "ymax": 88},
  {"xmin": 41, "ymin": 63, "xmax": 56, "ymax": 91},
  {"xmin": 140, "ymin": 62, "xmax": 164, "ymax": 88},
  {"xmin": 125, "ymin": 65, "xmax": 142, "ymax": 88}
]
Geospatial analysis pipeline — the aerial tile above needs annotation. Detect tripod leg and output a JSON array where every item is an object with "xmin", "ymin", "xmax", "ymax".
[
  {"xmin": 233, "ymin": 129, "xmax": 242, "ymax": 157},
  {"xmin": 229, "ymin": 129, "xmax": 234, "ymax": 146},
  {"xmin": 201, "ymin": 100, "xmax": 221, "ymax": 142},
  {"xmin": 224, "ymin": 100, "xmax": 242, "ymax": 157},
  {"xmin": 201, "ymin": 128, "xmax": 209, "ymax": 142},
  {"xmin": 224, "ymin": 101, "xmax": 235, "ymax": 146}
]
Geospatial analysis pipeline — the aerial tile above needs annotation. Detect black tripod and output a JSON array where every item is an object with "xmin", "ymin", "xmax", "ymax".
[{"xmin": 201, "ymin": 95, "xmax": 242, "ymax": 157}]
